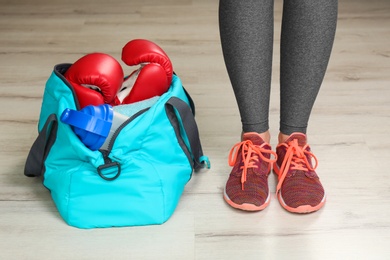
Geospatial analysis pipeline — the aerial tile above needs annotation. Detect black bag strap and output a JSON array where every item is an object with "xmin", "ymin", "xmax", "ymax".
[
  {"xmin": 166, "ymin": 97, "xmax": 210, "ymax": 171},
  {"xmin": 24, "ymin": 114, "xmax": 58, "ymax": 177}
]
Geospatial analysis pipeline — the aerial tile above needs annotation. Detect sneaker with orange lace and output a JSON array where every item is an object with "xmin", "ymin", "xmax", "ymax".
[
  {"xmin": 224, "ymin": 132, "xmax": 277, "ymax": 211},
  {"xmin": 274, "ymin": 133, "xmax": 326, "ymax": 213}
]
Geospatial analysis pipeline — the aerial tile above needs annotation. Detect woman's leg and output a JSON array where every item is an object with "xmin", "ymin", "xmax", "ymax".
[
  {"xmin": 275, "ymin": 0, "xmax": 338, "ymax": 213},
  {"xmin": 219, "ymin": 0, "xmax": 274, "ymax": 140},
  {"xmin": 219, "ymin": 0, "xmax": 277, "ymax": 211},
  {"xmin": 279, "ymin": 0, "xmax": 338, "ymax": 137}
]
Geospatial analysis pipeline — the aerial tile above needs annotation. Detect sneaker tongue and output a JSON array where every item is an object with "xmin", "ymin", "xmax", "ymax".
[
  {"xmin": 285, "ymin": 133, "xmax": 307, "ymax": 146},
  {"xmin": 242, "ymin": 132, "xmax": 265, "ymax": 146}
]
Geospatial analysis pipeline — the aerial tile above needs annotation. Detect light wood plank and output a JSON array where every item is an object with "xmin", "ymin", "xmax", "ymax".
[{"xmin": 1, "ymin": 0, "xmax": 390, "ymax": 259}]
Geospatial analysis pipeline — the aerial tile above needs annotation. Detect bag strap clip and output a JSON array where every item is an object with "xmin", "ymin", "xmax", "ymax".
[{"xmin": 97, "ymin": 161, "xmax": 121, "ymax": 181}]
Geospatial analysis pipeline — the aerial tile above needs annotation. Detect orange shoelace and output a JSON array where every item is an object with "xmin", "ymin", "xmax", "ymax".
[
  {"xmin": 228, "ymin": 140, "xmax": 277, "ymax": 190},
  {"xmin": 276, "ymin": 139, "xmax": 318, "ymax": 193}
]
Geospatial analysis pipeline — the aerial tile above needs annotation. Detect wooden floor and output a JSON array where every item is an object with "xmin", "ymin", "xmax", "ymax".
[{"xmin": 1, "ymin": 0, "xmax": 389, "ymax": 259}]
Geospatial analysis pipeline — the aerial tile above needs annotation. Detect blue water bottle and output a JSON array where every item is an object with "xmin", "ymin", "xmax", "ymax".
[{"xmin": 60, "ymin": 104, "xmax": 128, "ymax": 150}]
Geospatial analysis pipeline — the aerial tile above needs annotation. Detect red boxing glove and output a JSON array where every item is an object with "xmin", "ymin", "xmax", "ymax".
[
  {"xmin": 64, "ymin": 53, "xmax": 124, "ymax": 109},
  {"xmin": 114, "ymin": 39, "xmax": 173, "ymax": 105}
]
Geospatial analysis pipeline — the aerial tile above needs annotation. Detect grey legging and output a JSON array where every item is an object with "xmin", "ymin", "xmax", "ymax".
[{"xmin": 219, "ymin": 0, "xmax": 338, "ymax": 135}]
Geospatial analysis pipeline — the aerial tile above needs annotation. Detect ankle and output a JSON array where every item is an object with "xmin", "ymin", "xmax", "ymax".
[
  {"xmin": 243, "ymin": 130, "xmax": 271, "ymax": 144},
  {"xmin": 278, "ymin": 132, "xmax": 290, "ymax": 144},
  {"xmin": 278, "ymin": 132, "xmax": 309, "ymax": 144},
  {"xmin": 260, "ymin": 131, "xmax": 271, "ymax": 144}
]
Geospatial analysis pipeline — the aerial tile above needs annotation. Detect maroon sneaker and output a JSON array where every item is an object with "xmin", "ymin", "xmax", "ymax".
[
  {"xmin": 274, "ymin": 133, "xmax": 326, "ymax": 213},
  {"xmin": 223, "ymin": 132, "xmax": 277, "ymax": 211}
]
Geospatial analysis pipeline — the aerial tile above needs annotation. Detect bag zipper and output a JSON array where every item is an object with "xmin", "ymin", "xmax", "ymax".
[
  {"xmin": 105, "ymin": 107, "xmax": 150, "ymax": 152},
  {"xmin": 97, "ymin": 108, "xmax": 150, "ymax": 181}
]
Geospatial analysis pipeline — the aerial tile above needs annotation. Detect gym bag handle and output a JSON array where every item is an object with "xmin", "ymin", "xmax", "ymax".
[
  {"xmin": 24, "ymin": 113, "xmax": 58, "ymax": 177},
  {"xmin": 166, "ymin": 97, "xmax": 210, "ymax": 171}
]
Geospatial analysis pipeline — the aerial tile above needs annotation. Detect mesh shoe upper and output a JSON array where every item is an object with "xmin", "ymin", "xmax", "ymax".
[
  {"xmin": 274, "ymin": 133, "xmax": 325, "ymax": 212},
  {"xmin": 224, "ymin": 132, "xmax": 276, "ymax": 210}
]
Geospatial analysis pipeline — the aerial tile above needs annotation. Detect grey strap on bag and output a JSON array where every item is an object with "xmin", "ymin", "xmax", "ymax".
[
  {"xmin": 24, "ymin": 114, "xmax": 58, "ymax": 177},
  {"xmin": 166, "ymin": 97, "xmax": 210, "ymax": 171}
]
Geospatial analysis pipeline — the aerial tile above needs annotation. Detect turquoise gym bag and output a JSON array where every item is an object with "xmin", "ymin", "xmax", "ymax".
[{"xmin": 24, "ymin": 63, "xmax": 210, "ymax": 229}]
